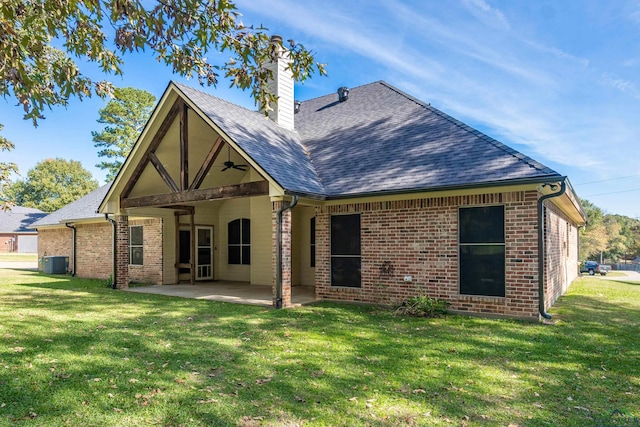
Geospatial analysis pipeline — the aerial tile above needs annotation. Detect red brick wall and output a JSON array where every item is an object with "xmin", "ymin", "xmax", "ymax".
[
  {"xmin": 316, "ymin": 191, "xmax": 542, "ymax": 320},
  {"xmin": 38, "ymin": 228, "xmax": 72, "ymax": 271},
  {"xmin": 272, "ymin": 201, "xmax": 293, "ymax": 307},
  {"xmin": 129, "ymin": 218, "xmax": 163, "ymax": 285},
  {"xmin": 1, "ymin": 233, "xmax": 17, "ymax": 253},
  {"xmin": 37, "ymin": 218, "xmax": 163, "ymax": 286},
  {"xmin": 544, "ymin": 201, "xmax": 579, "ymax": 309}
]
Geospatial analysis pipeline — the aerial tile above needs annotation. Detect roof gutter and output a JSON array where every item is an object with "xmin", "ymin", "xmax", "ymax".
[
  {"xmin": 64, "ymin": 223, "xmax": 76, "ymax": 277},
  {"xmin": 275, "ymin": 195, "xmax": 299, "ymax": 309},
  {"xmin": 538, "ymin": 179, "xmax": 567, "ymax": 320},
  {"xmin": 285, "ymin": 175, "xmax": 564, "ymax": 201},
  {"xmin": 105, "ymin": 214, "xmax": 118, "ymax": 289}
]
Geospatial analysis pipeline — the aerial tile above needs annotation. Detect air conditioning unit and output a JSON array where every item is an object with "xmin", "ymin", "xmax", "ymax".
[{"xmin": 43, "ymin": 256, "xmax": 69, "ymax": 274}]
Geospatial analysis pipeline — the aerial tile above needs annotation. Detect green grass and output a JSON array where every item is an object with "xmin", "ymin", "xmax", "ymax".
[
  {"xmin": 1, "ymin": 269, "xmax": 639, "ymax": 426},
  {"xmin": 0, "ymin": 253, "xmax": 37, "ymax": 262}
]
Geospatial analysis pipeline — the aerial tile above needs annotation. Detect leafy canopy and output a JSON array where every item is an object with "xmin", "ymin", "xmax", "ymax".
[
  {"xmin": 0, "ymin": 126, "xmax": 18, "ymax": 210},
  {"xmin": 93, "ymin": 87, "xmax": 156, "ymax": 182},
  {"xmin": 7, "ymin": 158, "xmax": 98, "ymax": 212},
  {"xmin": 0, "ymin": 0, "xmax": 326, "ymax": 126}
]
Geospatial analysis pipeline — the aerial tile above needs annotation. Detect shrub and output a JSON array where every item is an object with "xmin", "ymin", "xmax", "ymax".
[{"xmin": 396, "ymin": 295, "xmax": 450, "ymax": 317}]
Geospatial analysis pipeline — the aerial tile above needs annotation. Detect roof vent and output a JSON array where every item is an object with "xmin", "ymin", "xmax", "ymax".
[
  {"xmin": 338, "ymin": 86, "xmax": 349, "ymax": 102},
  {"xmin": 294, "ymin": 100, "xmax": 301, "ymax": 114}
]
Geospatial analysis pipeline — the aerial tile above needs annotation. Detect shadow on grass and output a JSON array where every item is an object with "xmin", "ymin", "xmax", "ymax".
[{"xmin": 1, "ymin": 272, "xmax": 639, "ymax": 425}]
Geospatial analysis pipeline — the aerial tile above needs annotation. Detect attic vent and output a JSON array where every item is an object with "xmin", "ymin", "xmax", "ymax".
[
  {"xmin": 338, "ymin": 86, "xmax": 349, "ymax": 102},
  {"xmin": 294, "ymin": 100, "xmax": 301, "ymax": 114}
]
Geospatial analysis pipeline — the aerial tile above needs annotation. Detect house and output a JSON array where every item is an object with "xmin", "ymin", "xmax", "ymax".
[
  {"xmin": 0, "ymin": 206, "xmax": 46, "ymax": 253},
  {"xmin": 30, "ymin": 184, "xmax": 162, "ymax": 284},
  {"xmin": 40, "ymin": 40, "xmax": 586, "ymax": 320}
]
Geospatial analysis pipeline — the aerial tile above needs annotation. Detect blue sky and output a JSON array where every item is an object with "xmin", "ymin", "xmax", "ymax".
[{"xmin": 2, "ymin": 0, "xmax": 639, "ymax": 218}]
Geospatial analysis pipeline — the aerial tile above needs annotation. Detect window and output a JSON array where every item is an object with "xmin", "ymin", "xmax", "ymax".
[
  {"xmin": 331, "ymin": 214, "xmax": 361, "ymax": 287},
  {"xmin": 130, "ymin": 225, "xmax": 143, "ymax": 265},
  {"xmin": 310, "ymin": 217, "xmax": 316, "ymax": 268},
  {"xmin": 459, "ymin": 206, "xmax": 505, "ymax": 297},
  {"xmin": 228, "ymin": 218, "xmax": 250, "ymax": 265}
]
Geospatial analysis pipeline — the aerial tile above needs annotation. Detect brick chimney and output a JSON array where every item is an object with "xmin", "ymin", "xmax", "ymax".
[{"xmin": 265, "ymin": 35, "xmax": 295, "ymax": 131}]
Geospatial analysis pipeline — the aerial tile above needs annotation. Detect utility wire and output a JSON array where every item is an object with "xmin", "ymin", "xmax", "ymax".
[
  {"xmin": 576, "ymin": 174, "xmax": 640, "ymax": 185},
  {"xmin": 583, "ymin": 187, "xmax": 640, "ymax": 197}
]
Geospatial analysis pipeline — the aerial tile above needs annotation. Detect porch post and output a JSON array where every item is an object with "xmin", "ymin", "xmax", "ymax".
[
  {"xmin": 114, "ymin": 215, "xmax": 130, "ymax": 289},
  {"xmin": 273, "ymin": 201, "xmax": 293, "ymax": 308}
]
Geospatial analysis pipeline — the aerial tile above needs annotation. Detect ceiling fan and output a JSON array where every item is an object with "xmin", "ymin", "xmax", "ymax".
[{"xmin": 220, "ymin": 146, "xmax": 248, "ymax": 172}]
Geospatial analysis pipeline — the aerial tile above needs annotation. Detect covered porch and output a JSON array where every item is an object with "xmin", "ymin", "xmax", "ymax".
[{"xmin": 124, "ymin": 281, "xmax": 317, "ymax": 307}]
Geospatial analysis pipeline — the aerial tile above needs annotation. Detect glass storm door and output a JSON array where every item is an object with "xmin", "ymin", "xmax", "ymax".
[{"xmin": 196, "ymin": 226, "xmax": 213, "ymax": 280}]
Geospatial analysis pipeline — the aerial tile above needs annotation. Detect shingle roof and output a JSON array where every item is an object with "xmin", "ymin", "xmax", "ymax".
[
  {"xmin": 0, "ymin": 207, "xmax": 47, "ymax": 233},
  {"xmin": 174, "ymin": 83, "xmax": 325, "ymax": 195},
  {"xmin": 294, "ymin": 81, "xmax": 560, "ymax": 196},
  {"xmin": 174, "ymin": 80, "xmax": 560, "ymax": 198},
  {"xmin": 31, "ymin": 184, "xmax": 111, "ymax": 227}
]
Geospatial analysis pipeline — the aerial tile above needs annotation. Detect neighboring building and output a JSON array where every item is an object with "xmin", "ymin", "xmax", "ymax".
[
  {"xmin": 0, "ymin": 206, "xmax": 46, "ymax": 253},
  {"xmin": 38, "ymin": 41, "xmax": 587, "ymax": 320}
]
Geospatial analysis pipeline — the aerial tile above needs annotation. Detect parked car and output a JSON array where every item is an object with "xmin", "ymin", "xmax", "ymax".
[
  {"xmin": 580, "ymin": 261, "xmax": 599, "ymax": 275},
  {"xmin": 596, "ymin": 264, "xmax": 611, "ymax": 276}
]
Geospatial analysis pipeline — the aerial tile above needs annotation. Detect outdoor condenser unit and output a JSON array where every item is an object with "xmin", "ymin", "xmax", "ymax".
[{"xmin": 43, "ymin": 256, "xmax": 68, "ymax": 274}]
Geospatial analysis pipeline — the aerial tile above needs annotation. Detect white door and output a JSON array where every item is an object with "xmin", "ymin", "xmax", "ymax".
[{"xmin": 196, "ymin": 226, "xmax": 213, "ymax": 280}]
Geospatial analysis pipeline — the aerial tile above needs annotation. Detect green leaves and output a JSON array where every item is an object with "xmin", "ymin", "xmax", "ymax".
[
  {"xmin": 92, "ymin": 87, "xmax": 156, "ymax": 182},
  {"xmin": 6, "ymin": 158, "xmax": 98, "ymax": 212},
  {"xmin": 1, "ymin": 1, "xmax": 326, "ymax": 126}
]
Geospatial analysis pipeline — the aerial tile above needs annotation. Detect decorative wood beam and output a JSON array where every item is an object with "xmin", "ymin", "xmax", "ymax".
[
  {"xmin": 180, "ymin": 103, "xmax": 189, "ymax": 191},
  {"xmin": 189, "ymin": 136, "xmax": 224, "ymax": 191},
  {"xmin": 121, "ymin": 98, "xmax": 183, "ymax": 200},
  {"xmin": 121, "ymin": 181, "xmax": 269, "ymax": 209},
  {"xmin": 149, "ymin": 152, "xmax": 179, "ymax": 193}
]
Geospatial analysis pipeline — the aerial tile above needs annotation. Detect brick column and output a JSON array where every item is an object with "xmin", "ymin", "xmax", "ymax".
[
  {"xmin": 114, "ymin": 215, "xmax": 130, "ymax": 289},
  {"xmin": 272, "ymin": 202, "xmax": 293, "ymax": 308}
]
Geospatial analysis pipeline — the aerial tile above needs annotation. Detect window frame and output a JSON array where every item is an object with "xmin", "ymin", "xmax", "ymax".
[
  {"xmin": 228, "ymin": 218, "xmax": 250, "ymax": 265},
  {"xmin": 330, "ymin": 213, "xmax": 361, "ymax": 288},
  {"xmin": 458, "ymin": 205, "xmax": 506, "ymax": 297},
  {"xmin": 129, "ymin": 225, "xmax": 144, "ymax": 266}
]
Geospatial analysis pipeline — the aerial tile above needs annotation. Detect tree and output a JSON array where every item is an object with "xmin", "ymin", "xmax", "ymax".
[
  {"xmin": 93, "ymin": 87, "xmax": 156, "ymax": 182},
  {"xmin": 7, "ymin": 158, "xmax": 98, "ymax": 212},
  {"xmin": 0, "ymin": 1, "xmax": 325, "ymax": 127},
  {"xmin": 0, "ymin": 125, "xmax": 18, "ymax": 210},
  {"xmin": 579, "ymin": 199, "xmax": 608, "ymax": 260}
]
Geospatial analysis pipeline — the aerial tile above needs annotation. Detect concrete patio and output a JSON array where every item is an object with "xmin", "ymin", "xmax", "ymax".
[{"xmin": 123, "ymin": 281, "xmax": 317, "ymax": 307}]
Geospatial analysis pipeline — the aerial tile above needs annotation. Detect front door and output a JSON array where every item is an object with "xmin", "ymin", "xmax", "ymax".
[{"xmin": 196, "ymin": 226, "xmax": 213, "ymax": 280}]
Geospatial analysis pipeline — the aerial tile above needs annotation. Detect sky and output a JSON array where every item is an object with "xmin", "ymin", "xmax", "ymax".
[{"xmin": 2, "ymin": 0, "xmax": 640, "ymax": 218}]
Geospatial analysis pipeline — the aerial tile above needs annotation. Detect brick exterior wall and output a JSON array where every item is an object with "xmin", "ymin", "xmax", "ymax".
[
  {"xmin": 114, "ymin": 215, "xmax": 129, "ymax": 289},
  {"xmin": 272, "ymin": 201, "xmax": 293, "ymax": 307},
  {"xmin": 38, "ymin": 228, "xmax": 73, "ymax": 272},
  {"xmin": 38, "ymin": 217, "xmax": 163, "ymax": 286},
  {"xmin": 128, "ymin": 218, "xmax": 163, "ymax": 285},
  {"xmin": 315, "ymin": 191, "xmax": 543, "ymax": 320},
  {"xmin": 544, "ymin": 201, "xmax": 579, "ymax": 310}
]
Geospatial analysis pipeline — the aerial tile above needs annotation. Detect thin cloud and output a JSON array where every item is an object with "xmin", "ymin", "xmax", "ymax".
[{"xmin": 462, "ymin": 0, "xmax": 511, "ymax": 30}]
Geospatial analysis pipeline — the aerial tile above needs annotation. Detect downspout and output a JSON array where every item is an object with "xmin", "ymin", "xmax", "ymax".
[
  {"xmin": 275, "ymin": 195, "xmax": 299, "ymax": 309},
  {"xmin": 537, "ymin": 179, "xmax": 566, "ymax": 320},
  {"xmin": 64, "ymin": 223, "xmax": 76, "ymax": 276},
  {"xmin": 105, "ymin": 214, "xmax": 118, "ymax": 289}
]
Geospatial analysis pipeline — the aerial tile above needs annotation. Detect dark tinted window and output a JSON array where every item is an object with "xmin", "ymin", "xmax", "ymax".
[
  {"xmin": 459, "ymin": 206, "xmax": 505, "ymax": 297},
  {"xmin": 228, "ymin": 218, "xmax": 250, "ymax": 265},
  {"xmin": 331, "ymin": 214, "xmax": 361, "ymax": 287},
  {"xmin": 459, "ymin": 206, "xmax": 504, "ymax": 243},
  {"xmin": 310, "ymin": 217, "xmax": 316, "ymax": 268}
]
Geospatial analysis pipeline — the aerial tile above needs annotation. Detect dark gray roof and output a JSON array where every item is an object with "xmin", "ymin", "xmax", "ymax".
[
  {"xmin": 175, "ymin": 80, "xmax": 560, "ymax": 198},
  {"xmin": 31, "ymin": 184, "xmax": 110, "ymax": 227},
  {"xmin": 295, "ymin": 81, "xmax": 560, "ymax": 196},
  {"xmin": 0, "ymin": 207, "xmax": 47, "ymax": 233},
  {"xmin": 174, "ymin": 83, "xmax": 325, "ymax": 195}
]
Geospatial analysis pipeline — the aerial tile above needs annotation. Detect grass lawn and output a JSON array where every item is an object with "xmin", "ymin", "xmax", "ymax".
[
  {"xmin": 0, "ymin": 253, "xmax": 37, "ymax": 262},
  {"xmin": 0, "ymin": 270, "xmax": 638, "ymax": 426}
]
